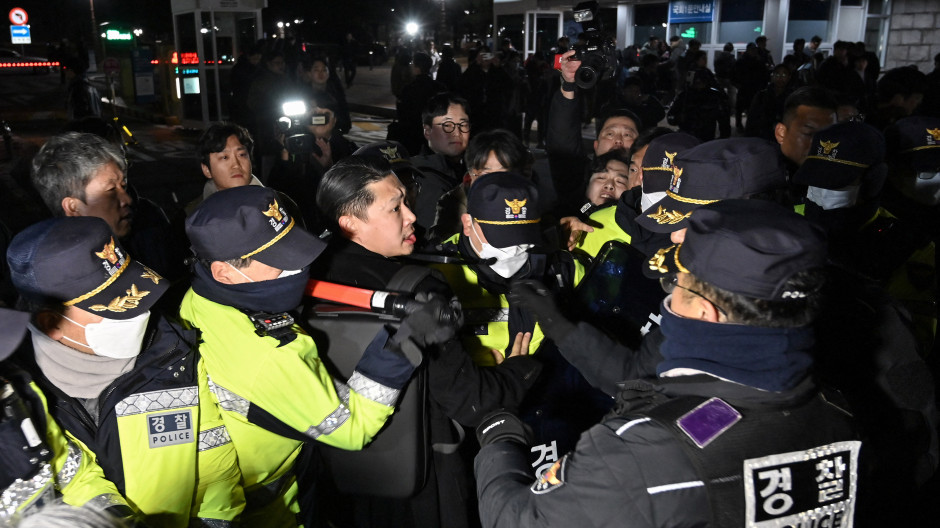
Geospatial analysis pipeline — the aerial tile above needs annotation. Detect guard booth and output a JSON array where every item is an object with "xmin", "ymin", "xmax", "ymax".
[{"xmin": 170, "ymin": 0, "xmax": 266, "ymax": 124}]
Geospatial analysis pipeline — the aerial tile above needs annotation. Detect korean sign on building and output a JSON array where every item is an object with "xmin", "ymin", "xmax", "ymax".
[{"xmin": 668, "ymin": 1, "xmax": 716, "ymax": 24}]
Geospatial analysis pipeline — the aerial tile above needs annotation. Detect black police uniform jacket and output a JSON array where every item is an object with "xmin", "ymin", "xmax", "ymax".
[{"xmin": 475, "ymin": 374, "xmax": 861, "ymax": 528}]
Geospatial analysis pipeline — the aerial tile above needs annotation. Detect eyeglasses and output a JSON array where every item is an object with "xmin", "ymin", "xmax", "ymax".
[
  {"xmin": 659, "ymin": 274, "xmax": 727, "ymax": 316},
  {"xmin": 435, "ymin": 121, "xmax": 471, "ymax": 134}
]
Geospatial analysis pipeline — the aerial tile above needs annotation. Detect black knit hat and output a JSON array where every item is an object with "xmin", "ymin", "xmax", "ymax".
[
  {"xmin": 466, "ymin": 172, "xmax": 542, "ymax": 247},
  {"xmin": 648, "ymin": 200, "xmax": 826, "ymax": 300},
  {"xmin": 7, "ymin": 217, "xmax": 168, "ymax": 319},
  {"xmin": 636, "ymin": 138, "xmax": 787, "ymax": 233}
]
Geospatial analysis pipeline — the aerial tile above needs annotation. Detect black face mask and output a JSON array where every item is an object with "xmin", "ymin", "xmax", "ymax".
[{"xmin": 191, "ymin": 262, "xmax": 309, "ymax": 313}]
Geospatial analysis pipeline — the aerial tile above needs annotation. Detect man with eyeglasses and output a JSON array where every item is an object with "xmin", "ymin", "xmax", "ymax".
[
  {"xmin": 411, "ymin": 93, "xmax": 472, "ymax": 233},
  {"xmin": 475, "ymin": 199, "xmax": 862, "ymax": 527}
]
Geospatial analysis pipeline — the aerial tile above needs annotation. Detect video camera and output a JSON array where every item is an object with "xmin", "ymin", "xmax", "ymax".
[
  {"xmin": 277, "ymin": 100, "xmax": 329, "ymax": 156},
  {"xmin": 567, "ymin": 1, "xmax": 616, "ymax": 89}
]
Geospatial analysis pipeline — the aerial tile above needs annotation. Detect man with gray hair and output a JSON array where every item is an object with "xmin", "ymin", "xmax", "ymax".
[{"xmin": 29, "ymin": 132, "xmax": 188, "ymax": 281}]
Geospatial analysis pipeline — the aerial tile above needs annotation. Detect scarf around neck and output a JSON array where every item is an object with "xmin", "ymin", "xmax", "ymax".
[
  {"xmin": 29, "ymin": 323, "xmax": 136, "ymax": 399},
  {"xmin": 657, "ymin": 299, "xmax": 814, "ymax": 392}
]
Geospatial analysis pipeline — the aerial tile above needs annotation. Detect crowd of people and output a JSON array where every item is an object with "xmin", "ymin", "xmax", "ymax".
[{"xmin": 2, "ymin": 28, "xmax": 940, "ymax": 528}]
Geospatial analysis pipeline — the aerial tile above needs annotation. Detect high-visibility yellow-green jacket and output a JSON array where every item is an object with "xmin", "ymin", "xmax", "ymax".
[
  {"xmin": 179, "ymin": 289, "xmax": 402, "ymax": 527},
  {"xmin": 28, "ymin": 316, "xmax": 245, "ymax": 527},
  {"xmin": 436, "ymin": 235, "xmax": 586, "ymax": 366},
  {"xmin": 574, "ymin": 205, "xmax": 632, "ymax": 260},
  {"xmin": 1, "ymin": 369, "xmax": 129, "ymax": 523}
]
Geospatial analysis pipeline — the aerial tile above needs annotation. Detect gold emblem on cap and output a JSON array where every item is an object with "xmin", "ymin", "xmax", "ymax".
[
  {"xmin": 379, "ymin": 146, "xmax": 402, "ymax": 161},
  {"xmin": 95, "ymin": 237, "xmax": 120, "ymax": 264},
  {"xmin": 664, "ymin": 151, "xmax": 677, "ymax": 164},
  {"xmin": 505, "ymin": 198, "xmax": 527, "ymax": 215},
  {"xmin": 89, "ymin": 284, "xmax": 150, "ymax": 313},
  {"xmin": 140, "ymin": 267, "xmax": 162, "ymax": 285},
  {"xmin": 928, "ymin": 129, "xmax": 940, "ymax": 141},
  {"xmin": 820, "ymin": 140, "xmax": 840, "ymax": 155},
  {"xmin": 263, "ymin": 200, "xmax": 284, "ymax": 222},
  {"xmin": 646, "ymin": 205, "xmax": 692, "ymax": 225},
  {"xmin": 649, "ymin": 245, "xmax": 674, "ymax": 273}
]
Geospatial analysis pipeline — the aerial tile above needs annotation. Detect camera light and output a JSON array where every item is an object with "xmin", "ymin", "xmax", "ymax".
[{"xmin": 282, "ymin": 100, "xmax": 307, "ymax": 117}]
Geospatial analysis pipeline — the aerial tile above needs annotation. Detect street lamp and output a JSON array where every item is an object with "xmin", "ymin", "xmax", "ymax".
[{"xmin": 406, "ymin": 22, "xmax": 418, "ymax": 37}]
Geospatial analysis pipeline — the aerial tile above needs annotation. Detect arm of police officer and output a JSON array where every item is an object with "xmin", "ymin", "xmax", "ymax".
[
  {"xmin": 474, "ymin": 411, "xmax": 707, "ymax": 528},
  {"xmin": 355, "ymin": 292, "xmax": 458, "ymax": 392},
  {"xmin": 509, "ymin": 280, "xmax": 663, "ymax": 396},
  {"xmin": 427, "ymin": 333, "xmax": 542, "ymax": 428}
]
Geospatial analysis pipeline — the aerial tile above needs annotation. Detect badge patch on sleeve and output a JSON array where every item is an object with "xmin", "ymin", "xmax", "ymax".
[
  {"xmin": 148, "ymin": 409, "xmax": 195, "ymax": 448},
  {"xmin": 743, "ymin": 440, "xmax": 860, "ymax": 527},
  {"xmin": 530, "ymin": 455, "xmax": 567, "ymax": 495}
]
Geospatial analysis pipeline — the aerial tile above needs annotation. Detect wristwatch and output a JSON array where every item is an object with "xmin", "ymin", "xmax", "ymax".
[{"xmin": 561, "ymin": 80, "xmax": 577, "ymax": 92}]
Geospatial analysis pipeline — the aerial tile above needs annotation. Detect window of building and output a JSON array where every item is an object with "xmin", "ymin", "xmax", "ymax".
[
  {"xmin": 634, "ymin": 3, "xmax": 668, "ymax": 48},
  {"xmin": 786, "ymin": 0, "xmax": 833, "ymax": 43},
  {"xmin": 718, "ymin": 0, "xmax": 764, "ymax": 44}
]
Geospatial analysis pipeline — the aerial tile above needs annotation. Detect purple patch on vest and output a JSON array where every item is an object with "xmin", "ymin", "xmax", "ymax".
[{"xmin": 677, "ymin": 397, "xmax": 741, "ymax": 448}]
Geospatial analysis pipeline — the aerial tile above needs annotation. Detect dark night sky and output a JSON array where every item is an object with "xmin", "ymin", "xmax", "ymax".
[{"xmin": 8, "ymin": 0, "xmax": 489, "ymax": 47}]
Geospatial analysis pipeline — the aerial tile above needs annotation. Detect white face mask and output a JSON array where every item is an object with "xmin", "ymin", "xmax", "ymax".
[
  {"xmin": 806, "ymin": 185, "xmax": 860, "ymax": 210},
  {"xmin": 471, "ymin": 225, "xmax": 533, "ymax": 279},
  {"xmin": 227, "ymin": 263, "xmax": 300, "ymax": 282},
  {"xmin": 61, "ymin": 311, "xmax": 151, "ymax": 359},
  {"xmin": 641, "ymin": 190, "xmax": 666, "ymax": 213},
  {"xmin": 897, "ymin": 172, "xmax": 940, "ymax": 206}
]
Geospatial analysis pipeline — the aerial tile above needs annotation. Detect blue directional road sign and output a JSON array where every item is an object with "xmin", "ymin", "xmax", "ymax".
[{"xmin": 10, "ymin": 24, "xmax": 30, "ymax": 44}]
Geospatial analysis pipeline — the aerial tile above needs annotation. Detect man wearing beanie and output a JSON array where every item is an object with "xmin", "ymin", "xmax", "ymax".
[
  {"xmin": 179, "ymin": 185, "xmax": 444, "ymax": 527},
  {"xmin": 476, "ymin": 199, "xmax": 861, "ymax": 527},
  {"xmin": 6, "ymin": 217, "xmax": 244, "ymax": 527}
]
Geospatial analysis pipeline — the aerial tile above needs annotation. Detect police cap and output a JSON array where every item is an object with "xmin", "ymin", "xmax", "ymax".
[
  {"xmin": 636, "ymin": 138, "xmax": 787, "ymax": 233},
  {"xmin": 187, "ymin": 186, "xmax": 326, "ymax": 269},
  {"xmin": 467, "ymin": 172, "xmax": 542, "ymax": 248},
  {"xmin": 7, "ymin": 217, "xmax": 168, "ymax": 319},
  {"xmin": 649, "ymin": 199, "xmax": 826, "ymax": 300},
  {"xmin": 792, "ymin": 121, "xmax": 885, "ymax": 189}
]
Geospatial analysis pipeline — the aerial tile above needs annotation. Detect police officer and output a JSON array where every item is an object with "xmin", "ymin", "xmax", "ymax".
[
  {"xmin": 531, "ymin": 139, "xmax": 790, "ymax": 397},
  {"xmin": 439, "ymin": 171, "xmax": 584, "ymax": 366},
  {"xmin": 476, "ymin": 199, "xmax": 862, "ymax": 527},
  {"xmin": 1, "ymin": 307, "xmax": 131, "ymax": 524},
  {"xmin": 180, "ymin": 185, "xmax": 433, "ymax": 527},
  {"xmin": 6, "ymin": 217, "xmax": 243, "ymax": 527}
]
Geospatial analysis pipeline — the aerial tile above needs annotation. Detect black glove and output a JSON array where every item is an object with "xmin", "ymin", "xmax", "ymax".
[
  {"xmin": 508, "ymin": 280, "xmax": 575, "ymax": 341},
  {"xmin": 394, "ymin": 292, "xmax": 461, "ymax": 349},
  {"xmin": 476, "ymin": 409, "xmax": 532, "ymax": 448}
]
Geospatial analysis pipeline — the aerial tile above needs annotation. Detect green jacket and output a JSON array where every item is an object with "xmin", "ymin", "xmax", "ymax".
[
  {"xmin": 179, "ymin": 289, "xmax": 401, "ymax": 527},
  {"xmin": 1, "ymin": 369, "xmax": 129, "ymax": 523},
  {"xmin": 28, "ymin": 316, "xmax": 244, "ymax": 527}
]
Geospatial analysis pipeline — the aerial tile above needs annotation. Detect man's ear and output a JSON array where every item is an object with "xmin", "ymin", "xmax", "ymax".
[
  {"xmin": 61, "ymin": 196, "xmax": 82, "ymax": 217},
  {"xmin": 593, "ymin": 139, "xmax": 599, "ymax": 153},
  {"xmin": 423, "ymin": 125, "xmax": 431, "ymax": 141},
  {"xmin": 210, "ymin": 261, "xmax": 235, "ymax": 284},
  {"xmin": 201, "ymin": 163, "xmax": 212, "ymax": 180},
  {"xmin": 36, "ymin": 310, "xmax": 63, "ymax": 339},
  {"xmin": 460, "ymin": 214, "xmax": 474, "ymax": 237},
  {"xmin": 338, "ymin": 215, "xmax": 358, "ymax": 238},
  {"xmin": 773, "ymin": 122, "xmax": 787, "ymax": 145},
  {"xmin": 698, "ymin": 297, "xmax": 723, "ymax": 324}
]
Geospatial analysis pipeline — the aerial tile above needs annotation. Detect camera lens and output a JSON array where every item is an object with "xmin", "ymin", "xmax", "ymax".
[{"xmin": 576, "ymin": 66, "xmax": 597, "ymax": 89}]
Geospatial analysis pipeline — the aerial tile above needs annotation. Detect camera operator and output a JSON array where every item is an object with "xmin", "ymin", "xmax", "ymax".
[
  {"xmin": 545, "ymin": 3, "xmax": 639, "ymax": 217},
  {"xmin": 268, "ymin": 89, "xmax": 358, "ymax": 234}
]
